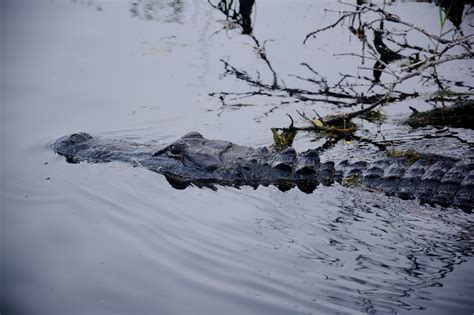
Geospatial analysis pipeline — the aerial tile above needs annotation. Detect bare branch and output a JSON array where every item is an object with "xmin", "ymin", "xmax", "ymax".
[{"xmin": 303, "ymin": 11, "xmax": 355, "ymax": 44}]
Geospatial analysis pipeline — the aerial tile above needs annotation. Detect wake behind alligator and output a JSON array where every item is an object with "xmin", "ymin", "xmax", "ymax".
[{"xmin": 53, "ymin": 132, "xmax": 473, "ymax": 211}]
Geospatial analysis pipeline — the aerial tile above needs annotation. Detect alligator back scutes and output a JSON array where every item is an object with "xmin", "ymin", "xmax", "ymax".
[{"xmin": 330, "ymin": 156, "xmax": 473, "ymax": 210}]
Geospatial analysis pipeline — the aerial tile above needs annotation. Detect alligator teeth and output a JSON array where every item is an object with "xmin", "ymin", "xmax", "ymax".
[{"xmin": 271, "ymin": 147, "xmax": 296, "ymax": 172}]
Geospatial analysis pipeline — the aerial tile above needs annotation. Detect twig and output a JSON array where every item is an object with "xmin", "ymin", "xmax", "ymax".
[{"xmin": 303, "ymin": 11, "xmax": 356, "ymax": 44}]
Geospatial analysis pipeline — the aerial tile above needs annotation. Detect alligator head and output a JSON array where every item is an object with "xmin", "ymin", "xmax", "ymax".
[
  {"xmin": 143, "ymin": 131, "xmax": 245, "ymax": 189},
  {"xmin": 53, "ymin": 132, "xmax": 322, "ymax": 192},
  {"xmin": 53, "ymin": 132, "xmax": 94, "ymax": 163}
]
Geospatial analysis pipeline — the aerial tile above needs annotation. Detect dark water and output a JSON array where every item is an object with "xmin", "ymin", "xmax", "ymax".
[{"xmin": 1, "ymin": 0, "xmax": 474, "ymax": 314}]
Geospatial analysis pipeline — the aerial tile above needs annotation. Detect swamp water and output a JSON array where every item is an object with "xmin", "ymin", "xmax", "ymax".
[{"xmin": 1, "ymin": 0, "xmax": 474, "ymax": 314}]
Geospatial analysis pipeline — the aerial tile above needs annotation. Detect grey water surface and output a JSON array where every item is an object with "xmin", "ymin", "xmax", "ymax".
[{"xmin": 1, "ymin": 0, "xmax": 474, "ymax": 314}]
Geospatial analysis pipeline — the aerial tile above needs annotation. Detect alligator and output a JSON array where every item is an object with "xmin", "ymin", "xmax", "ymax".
[{"xmin": 53, "ymin": 132, "xmax": 474, "ymax": 211}]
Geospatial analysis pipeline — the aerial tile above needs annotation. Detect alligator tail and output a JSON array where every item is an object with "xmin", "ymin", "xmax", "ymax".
[{"xmin": 317, "ymin": 157, "xmax": 473, "ymax": 211}]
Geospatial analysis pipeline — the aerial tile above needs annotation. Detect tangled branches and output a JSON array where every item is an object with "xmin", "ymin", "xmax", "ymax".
[
  {"xmin": 303, "ymin": 1, "xmax": 473, "ymax": 114},
  {"xmin": 208, "ymin": 1, "xmax": 473, "ymax": 151}
]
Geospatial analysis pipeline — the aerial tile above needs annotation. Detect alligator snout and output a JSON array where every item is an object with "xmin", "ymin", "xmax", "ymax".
[
  {"xmin": 55, "ymin": 132, "xmax": 93, "ymax": 148},
  {"xmin": 53, "ymin": 132, "xmax": 94, "ymax": 163}
]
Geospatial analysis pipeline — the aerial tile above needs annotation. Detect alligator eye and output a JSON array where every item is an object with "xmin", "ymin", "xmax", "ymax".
[{"xmin": 169, "ymin": 145, "xmax": 181, "ymax": 155}]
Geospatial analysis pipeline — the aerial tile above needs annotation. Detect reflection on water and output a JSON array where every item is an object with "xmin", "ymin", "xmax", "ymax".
[
  {"xmin": 254, "ymin": 189, "xmax": 474, "ymax": 313},
  {"xmin": 359, "ymin": 0, "xmax": 471, "ymax": 28},
  {"xmin": 130, "ymin": 0, "xmax": 184, "ymax": 23},
  {"xmin": 209, "ymin": 0, "xmax": 255, "ymax": 34},
  {"xmin": 2, "ymin": 0, "xmax": 474, "ymax": 314},
  {"xmin": 72, "ymin": 0, "xmax": 103, "ymax": 11}
]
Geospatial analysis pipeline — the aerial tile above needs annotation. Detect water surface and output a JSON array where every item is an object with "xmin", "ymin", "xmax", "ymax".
[{"xmin": 2, "ymin": 1, "xmax": 474, "ymax": 314}]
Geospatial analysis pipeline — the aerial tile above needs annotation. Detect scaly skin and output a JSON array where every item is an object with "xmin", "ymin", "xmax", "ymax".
[{"xmin": 53, "ymin": 132, "xmax": 473, "ymax": 211}]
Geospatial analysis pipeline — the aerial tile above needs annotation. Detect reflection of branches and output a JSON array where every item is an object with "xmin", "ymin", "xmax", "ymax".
[
  {"xmin": 210, "ymin": 2, "xmax": 467, "ymax": 117},
  {"xmin": 209, "ymin": 1, "xmax": 472, "ymax": 154},
  {"xmin": 209, "ymin": 0, "xmax": 279, "ymax": 88},
  {"xmin": 279, "ymin": 48, "xmax": 472, "ymax": 137},
  {"xmin": 213, "ymin": 59, "xmax": 418, "ymax": 109},
  {"xmin": 301, "ymin": 2, "xmax": 473, "ymax": 121}
]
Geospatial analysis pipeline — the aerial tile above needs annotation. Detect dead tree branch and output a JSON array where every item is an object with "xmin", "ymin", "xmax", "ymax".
[{"xmin": 298, "ymin": 1, "xmax": 474, "ymax": 125}]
